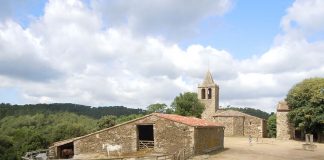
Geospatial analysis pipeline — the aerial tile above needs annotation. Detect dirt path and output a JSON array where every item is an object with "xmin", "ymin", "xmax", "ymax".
[{"xmin": 191, "ymin": 137, "xmax": 324, "ymax": 160}]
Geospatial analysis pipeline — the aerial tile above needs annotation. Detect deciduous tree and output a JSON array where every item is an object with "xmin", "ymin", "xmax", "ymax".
[
  {"xmin": 267, "ymin": 113, "xmax": 276, "ymax": 138},
  {"xmin": 171, "ymin": 92, "xmax": 205, "ymax": 118},
  {"xmin": 286, "ymin": 78, "xmax": 324, "ymax": 140}
]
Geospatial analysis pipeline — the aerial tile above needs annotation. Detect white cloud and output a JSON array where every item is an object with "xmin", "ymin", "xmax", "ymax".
[
  {"xmin": 91, "ymin": 0, "xmax": 232, "ymax": 39},
  {"xmin": 281, "ymin": 0, "xmax": 324, "ymax": 33},
  {"xmin": 0, "ymin": 20, "xmax": 60, "ymax": 81},
  {"xmin": 0, "ymin": 0, "xmax": 323, "ymax": 113}
]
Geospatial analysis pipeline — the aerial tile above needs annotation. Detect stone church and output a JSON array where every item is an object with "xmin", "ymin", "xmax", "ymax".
[{"xmin": 198, "ymin": 71, "xmax": 267, "ymax": 137}]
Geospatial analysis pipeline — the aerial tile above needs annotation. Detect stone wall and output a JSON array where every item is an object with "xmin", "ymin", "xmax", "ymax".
[
  {"xmin": 277, "ymin": 111, "xmax": 294, "ymax": 140},
  {"xmin": 243, "ymin": 115, "xmax": 265, "ymax": 138},
  {"xmin": 233, "ymin": 117, "xmax": 244, "ymax": 136},
  {"xmin": 73, "ymin": 115, "xmax": 194, "ymax": 156},
  {"xmin": 214, "ymin": 117, "xmax": 233, "ymax": 136},
  {"xmin": 213, "ymin": 112, "xmax": 266, "ymax": 137},
  {"xmin": 194, "ymin": 127, "xmax": 224, "ymax": 154},
  {"xmin": 153, "ymin": 117, "xmax": 194, "ymax": 153}
]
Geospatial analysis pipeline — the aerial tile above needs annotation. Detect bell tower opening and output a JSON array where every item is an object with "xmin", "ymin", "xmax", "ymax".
[
  {"xmin": 201, "ymin": 89, "xmax": 206, "ymax": 99},
  {"xmin": 208, "ymin": 88, "xmax": 212, "ymax": 99}
]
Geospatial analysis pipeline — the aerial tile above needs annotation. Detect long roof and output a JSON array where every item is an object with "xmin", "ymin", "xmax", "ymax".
[
  {"xmin": 213, "ymin": 109, "xmax": 265, "ymax": 120},
  {"xmin": 153, "ymin": 113, "xmax": 222, "ymax": 127}
]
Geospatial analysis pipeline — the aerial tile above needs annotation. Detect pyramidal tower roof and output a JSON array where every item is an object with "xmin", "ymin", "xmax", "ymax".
[{"xmin": 202, "ymin": 70, "xmax": 215, "ymax": 85}]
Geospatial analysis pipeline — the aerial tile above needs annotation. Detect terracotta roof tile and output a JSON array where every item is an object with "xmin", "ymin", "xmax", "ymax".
[{"xmin": 153, "ymin": 113, "xmax": 223, "ymax": 127}]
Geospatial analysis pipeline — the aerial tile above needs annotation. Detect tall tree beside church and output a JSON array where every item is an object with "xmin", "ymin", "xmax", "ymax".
[
  {"xmin": 286, "ymin": 78, "xmax": 324, "ymax": 139},
  {"xmin": 171, "ymin": 92, "xmax": 205, "ymax": 118}
]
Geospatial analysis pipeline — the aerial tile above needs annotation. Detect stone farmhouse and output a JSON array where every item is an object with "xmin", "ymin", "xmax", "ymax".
[
  {"xmin": 49, "ymin": 113, "xmax": 224, "ymax": 159},
  {"xmin": 198, "ymin": 70, "xmax": 267, "ymax": 137}
]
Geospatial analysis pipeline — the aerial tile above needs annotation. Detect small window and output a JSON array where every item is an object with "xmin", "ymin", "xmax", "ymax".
[
  {"xmin": 201, "ymin": 89, "xmax": 206, "ymax": 99},
  {"xmin": 249, "ymin": 121, "xmax": 252, "ymax": 125},
  {"xmin": 208, "ymin": 88, "xmax": 212, "ymax": 99}
]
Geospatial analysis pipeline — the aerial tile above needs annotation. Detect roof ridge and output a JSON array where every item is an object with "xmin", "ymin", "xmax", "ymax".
[
  {"xmin": 213, "ymin": 109, "xmax": 265, "ymax": 120},
  {"xmin": 154, "ymin": 113, "xmax": 222, "ymax": 127}
]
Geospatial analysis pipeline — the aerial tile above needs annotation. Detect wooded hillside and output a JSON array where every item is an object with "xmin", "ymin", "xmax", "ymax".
[{"xmin": 0, "ymin": 103, "xmax": 145, "ymax": 119}]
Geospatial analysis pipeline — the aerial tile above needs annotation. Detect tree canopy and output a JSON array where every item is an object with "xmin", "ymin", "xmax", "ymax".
[
  {"xmin": 146, "ymin": 103, "xmax": 167, "ymax": 113},
  {"xmin": 97, "ymin": 115, "xmax": 117, "ymax": 130},
  {"xmin": 267, "ymin": 113, "xmax": 276, "ymax": 138},
  {"xmin": 171, "ymin": 92, "xmax": 205, "ymax": 118},
  {"xmin": 0, "ymin": 103, "xmax": 145, "ymax": 119},
  {"xmin": 286, "ymin": 78, "xmax": 324, "ymax": 135}
]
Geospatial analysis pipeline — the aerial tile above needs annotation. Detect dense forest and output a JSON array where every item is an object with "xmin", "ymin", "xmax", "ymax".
[{"xmin": 0, "ymin": 103, "xmax": 145, "ymax": 119}]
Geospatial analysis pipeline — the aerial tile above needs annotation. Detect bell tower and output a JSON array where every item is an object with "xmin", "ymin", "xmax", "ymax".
[{"xmin": 198, "ymin": 70, "xmax": 219, "ymax": 120}]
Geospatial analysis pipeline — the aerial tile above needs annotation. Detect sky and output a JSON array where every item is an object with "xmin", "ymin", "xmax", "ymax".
[{"xmin": 0, "ymin": 0, "xmax": 323, "ymax": 113}]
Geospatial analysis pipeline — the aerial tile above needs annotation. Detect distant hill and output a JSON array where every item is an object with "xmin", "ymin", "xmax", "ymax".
[
  {"xmin": 0, "ymin": 103, "xmax": 146, "ymax": 119},
  {"xmin": 222, "ymin": 106, "xmax": 271, "ymax": 120}
]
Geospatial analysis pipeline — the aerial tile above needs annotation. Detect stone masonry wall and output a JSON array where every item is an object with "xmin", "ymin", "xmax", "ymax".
[
  {"xmin": 214, "ymin": 115, "xmax": 266, "ymax": 137},
  {"xmin": 194, "ymin": 127, "xmax": 224, "ymax": 154},
  {"xmin": 243, "ymin": 116, "xmax": 264, "ymax": 138},
  {"xmin": 233, "ymin": 117, "xmax": 244, "ymax": 136},
  {"xmin": 277, "ymin": 111, "xmax": 294, "ymax": 140},
  {"xmin": 73, "ymin": 115, "xmax": 194, "ymax": 156},
  {"xmin": 154, "ymin": 118, "xmax": 194, "ymax": 154},
  {"xmin": 213, "ymin": 117, "xmax": 233, "ymax": 136}
]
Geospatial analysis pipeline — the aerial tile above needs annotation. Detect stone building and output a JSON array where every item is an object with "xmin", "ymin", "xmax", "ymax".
[
  {"xmin": 213, "ymin": 110, "xmax": 267, "ymax": 137},
  {"xmin": 198, "ymin": 70, "xmax": 267, "ymax": 137},
  {"xmin": 49, "ymin": 113, "xmax": 224, "ymax": 159},
  {"xmin": 276, "ymin": 101, "xmax": 294, "ymax": 140}
]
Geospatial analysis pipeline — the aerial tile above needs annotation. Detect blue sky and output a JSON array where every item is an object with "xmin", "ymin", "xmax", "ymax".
[
  {"xmin": 187, "ymin": 0, "xmax": 294, "ymax": 59},
  {"xmin": 0, "ymin": 0, "xmax": 323, "ymax": 112}
]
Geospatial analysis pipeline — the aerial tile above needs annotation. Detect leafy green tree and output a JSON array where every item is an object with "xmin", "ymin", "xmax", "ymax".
[
  {"xmin": 0, "ymin": 112, "xmax": 97, "ymax": 158},
  {"xmin": 97, "ymin": 115, "xmax": 117, "ymax": 130},
  {"xmin": 267, "ymin": 113, "xmax": 276, "ymax": 138},
  {"xmin": 0, "ymin": 135, "xmax": 17, "ymax": 160},
  {"xmin": 147, "ymin": 103, "xmax": 167, "ymax": 113},
  {"xmin": 116, "ymin": 114, "xmax": 143, "ymax": 124},
  {"xmin": 25, "ymin": 134, "xmax": 49, "ymax": 151},
  {"xmin": 171, "ymin": 92, "xmax": 205, "ymax": 118},
  {"xmin": 286, "ymin": 78, "xmax": 324, "ymax": 138}
]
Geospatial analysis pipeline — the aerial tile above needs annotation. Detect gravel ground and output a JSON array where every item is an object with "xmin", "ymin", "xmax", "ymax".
[{"xmin": 191, "ymin": 137, "xmax": 324, "ymax": 160}]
